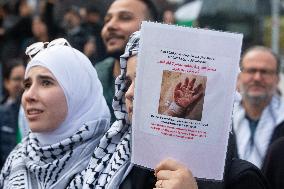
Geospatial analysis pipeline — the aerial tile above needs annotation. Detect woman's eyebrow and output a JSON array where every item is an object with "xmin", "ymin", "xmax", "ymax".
[
  {"xmin": 37, "ymin": 75, "xmax": 56, "ymax": 81},
  {"xmin": 23, "ymin": 77, "xmax": 30, "ymax": 84}
]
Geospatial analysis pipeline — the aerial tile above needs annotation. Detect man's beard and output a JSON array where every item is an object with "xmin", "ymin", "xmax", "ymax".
[
  {"xmin": 239, "ymin": 82, "xmax": 275, "ymax": 106},
  {"xmin": 243, "ymin": 93, "xmax": 269, "ymax": 106},
  {"xmin": 240, "ymin": 85, "xmax": 272, "ymax": 106},
  {"xmin": 106, "ymin": 49, "xmax": 125, "ymax": 60}
]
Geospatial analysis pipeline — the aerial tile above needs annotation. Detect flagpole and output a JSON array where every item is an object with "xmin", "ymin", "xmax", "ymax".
[{"xmin": 271, "ymin": 0, "xmax": 280, "ymax": 54}]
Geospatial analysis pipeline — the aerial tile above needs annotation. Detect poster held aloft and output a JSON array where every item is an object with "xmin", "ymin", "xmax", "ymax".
[{"xmin": 132, "ymin": 22, "xmax": 243, "ymax": 180}]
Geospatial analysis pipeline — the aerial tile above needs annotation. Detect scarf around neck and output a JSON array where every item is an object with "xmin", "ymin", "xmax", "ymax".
[{"xmin": 72, "ymin": 32, "xmax": 141, "ymax": 188}]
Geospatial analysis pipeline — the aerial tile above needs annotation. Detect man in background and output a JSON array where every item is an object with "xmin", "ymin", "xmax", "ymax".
[
  {"xmin": 95, "ymin": 0, "xmax": 158, "ymax": 122},
  {"xmin": 233, "ymin": 46, "xmax": 284, "ymax": 168}
]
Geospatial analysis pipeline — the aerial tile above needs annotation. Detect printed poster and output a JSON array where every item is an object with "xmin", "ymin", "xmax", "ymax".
[{"xmin": 131, "ymin": 22, "xmax": 243, "ymax": 180}]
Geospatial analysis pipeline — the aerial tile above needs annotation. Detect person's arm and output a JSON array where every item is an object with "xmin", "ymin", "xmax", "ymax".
[
  {"xmin": 154, "ymin": 159, "xmax": 198, "ymax": 189},
  {"xmin": 164, "ymin": 78, "xmax": 203, "ymax": 117}
]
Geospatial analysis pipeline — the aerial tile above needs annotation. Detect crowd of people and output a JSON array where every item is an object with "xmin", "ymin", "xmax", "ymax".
[{"xmin": 0, "ymin": 0, "xmax": 283, "ymax": 188}]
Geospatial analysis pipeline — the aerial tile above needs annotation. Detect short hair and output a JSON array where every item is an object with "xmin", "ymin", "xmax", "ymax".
[
  {"xmin": 139, "ymin": 0, "xmax": 159, "ymax": 21},
  {"xmin": 240, "ymin": 46, "xmax": 281, "ymax": 74}
]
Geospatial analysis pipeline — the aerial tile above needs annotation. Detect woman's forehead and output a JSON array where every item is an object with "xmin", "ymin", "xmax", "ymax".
[{"xmin": 26, "ymin": 66, "xmax": 55, "ymax": 79}]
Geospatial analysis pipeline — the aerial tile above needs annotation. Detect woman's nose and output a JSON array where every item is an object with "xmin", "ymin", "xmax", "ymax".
[
  {"xmin": 23, "ymin": 85, "xmax": 38, "ymax": 103},
  {"xmin": 125, "ymin": 83, "xmax": 135, "ymax": 101}
]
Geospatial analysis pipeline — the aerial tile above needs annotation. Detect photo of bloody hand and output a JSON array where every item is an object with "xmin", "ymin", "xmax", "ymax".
[{"xmin": 174, "ymin": 77, "xmax": 204, "ymax": 109}]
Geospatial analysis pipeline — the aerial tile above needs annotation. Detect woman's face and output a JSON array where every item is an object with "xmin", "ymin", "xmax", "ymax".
[
  {"xmin": 125, "ymin": 56, "xmax": 137, "ymax": 123},
  {"xmin": 4, "ymin": 65, "xmax": 25, "ymax": 99},
  {"xmin": 22, "ymin": 66, "xmax": 68, "ymax": 132},
  {"xmin": 32, "ymin": 17, "xmax": 48, "ymax": 37}
]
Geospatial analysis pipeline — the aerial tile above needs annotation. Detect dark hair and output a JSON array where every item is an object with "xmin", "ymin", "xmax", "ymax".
[
  {"xmin": 240, "ymin": 46, "xmax": 281, "ymax": 74},
  {"xmin": 1, "ymin": 58, "xmax": 25, "ymax": 104},
  {"xmin": 139, "ymin": 0, "xmax": 159, "ymax": 21},
  {"xmin": 3, "ymin": 58, "xmax": 25, "ymax": 80},
  {"xmin": 64, "ymin": 5, "xmax": 81, "ymax": 17}
]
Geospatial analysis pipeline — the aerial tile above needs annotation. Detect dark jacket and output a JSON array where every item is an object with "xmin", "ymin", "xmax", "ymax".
[
  {"xmin": 0, "ymin": 99, "xmax": 21, "ymax": 169},
  {"xmin": 95, "ymin": 57, "xmax": 116, "ymax": 123},
  {"xmin": 262, "ymin": 137, "xmax": 284, "ymax": 189}
]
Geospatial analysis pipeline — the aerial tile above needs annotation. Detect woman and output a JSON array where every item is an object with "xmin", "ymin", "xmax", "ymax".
[
  {"xmin": 0, "ymin": 38, "xmax": 111, "ymax": 188},
  {"xmin": 1, "ymin": 59, "xmax": 25, "ymax": 106}
]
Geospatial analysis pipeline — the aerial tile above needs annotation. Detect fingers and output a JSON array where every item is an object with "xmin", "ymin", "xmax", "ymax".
[
  {"xmin": 174, "ymin": 82, "xmax": 182, "ymax": 100},
  {"xmin": 175, "ymin": 82, "xmax": 182, "ymax": 92},
  {"xmin": 182, "ymin": 77, "xmax": 190, "ymax": 90},
  {"xmin": 155, "ymin": 179, "xmax": 164, "ymax": 188},
  {"xmin": 154, "ymin": 159, "xmax": 198, "ymax": 189},
  {"xmin": 188, "ymin": 78, "xmax": 196, "ymax": 90},
  {"xmin": 156, "ymin": 169, "xmax": 172, "ymax": 181},
  {"xmin": 193, "ymin": 84, "xmax": 203, "ymax": 95},
  {"xmin": 155, "ymin": 158, "xmax": 184, "ymax": 175},
  {"xmin": 154, "ymin": 179, "xmax": 170, "ymax": 189}
]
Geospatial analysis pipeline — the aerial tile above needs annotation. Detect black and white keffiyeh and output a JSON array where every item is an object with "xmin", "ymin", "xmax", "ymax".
[
  {"xmin": 0, "ymin": 121, "xmax": 109, "ymax": 189},
  {"xmin": 75, "ymin": 32, "xmax": 141, "ymax": 188}
]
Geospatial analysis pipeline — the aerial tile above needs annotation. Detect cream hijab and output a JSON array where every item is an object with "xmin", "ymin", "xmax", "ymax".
[{"xmin": 25, "ymin": 43, "xmax": 110, "ymax": 145}]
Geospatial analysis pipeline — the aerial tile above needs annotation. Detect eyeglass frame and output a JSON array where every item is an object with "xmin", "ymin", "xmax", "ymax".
[
  {"xmin": 25, "ymin": 38, "xmax": 71, "ymax": 59},
  {"xmin": 240, "ymin": 67, "xmax": 278, "ymax": 78}
]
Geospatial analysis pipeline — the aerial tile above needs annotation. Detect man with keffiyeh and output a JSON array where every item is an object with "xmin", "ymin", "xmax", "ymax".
[{"xmin": 233, "ymin": 46, "xmax": 284, "ymax": 169}]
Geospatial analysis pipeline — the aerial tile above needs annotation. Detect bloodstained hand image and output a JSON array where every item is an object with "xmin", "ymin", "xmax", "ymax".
[
  {"xmin": 174, "ymin": 77, "xmax": 204, "ymax": 109},
  {"xmin": 158, "ymin": 71, "xmax": 206, "ymax": 120}
]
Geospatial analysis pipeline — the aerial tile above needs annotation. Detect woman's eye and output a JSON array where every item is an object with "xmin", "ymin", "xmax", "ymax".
[
  {"xmin": 23, "ymin": 82, "xmax": 31, "ymax": 90},
  {"xmin": 104, "ymin": 16, "xmax": 111, "ymax": 24},
  {"xmin": 42, "ymin": 80, "xmax": 52, "ymax": 86},
  {"xmin": 125, "ymin": 79, "xmax": 132, "ymax": 91}
]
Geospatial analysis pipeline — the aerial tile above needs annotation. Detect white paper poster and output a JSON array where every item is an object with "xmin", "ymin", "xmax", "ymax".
[{"xmin": 132, "ymin": 22, "xmax": 243, "ymax": 180}]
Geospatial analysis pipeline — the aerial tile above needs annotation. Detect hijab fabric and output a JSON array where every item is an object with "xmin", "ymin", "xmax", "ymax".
[{"xmin": 0, "ymin": 40, "xmax": 110, "ymax": 188}]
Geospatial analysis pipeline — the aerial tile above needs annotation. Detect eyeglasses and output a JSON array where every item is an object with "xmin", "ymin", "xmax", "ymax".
[
  {"xmin": 25, "ymin": 38, "xmax": 71, "ymax": 59},
  {"xmin": 241, "ymin": 67, "xmax": 277, "ymax": 78},
  {"xmin": 10, "ymin": 76, "xmax": 24, "ymax": 82}
]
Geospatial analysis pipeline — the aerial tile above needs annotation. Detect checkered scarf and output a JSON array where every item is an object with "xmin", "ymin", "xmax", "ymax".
[
  {"xmin": 0, "ymin": 120, "xmax": 109, "ymax": 189},
  {"xmin": 71, "ymin": 32, "xmax": 141, "ymax": 188}
]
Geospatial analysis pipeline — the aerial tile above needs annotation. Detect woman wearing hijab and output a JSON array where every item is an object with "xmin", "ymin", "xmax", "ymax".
[{"xmin": 0, "ymin": 39, "xmax": 111, "ymax": 188}]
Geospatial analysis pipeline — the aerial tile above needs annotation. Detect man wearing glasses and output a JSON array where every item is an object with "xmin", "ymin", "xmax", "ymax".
[{"xmin": 233, "ymin": 46, "xmax": 284, "ymax": 169}]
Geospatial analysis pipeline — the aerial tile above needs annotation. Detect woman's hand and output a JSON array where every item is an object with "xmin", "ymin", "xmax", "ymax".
[{"xmin": 154, "ymin": 159, "xmax": 198, "ymax": 189}]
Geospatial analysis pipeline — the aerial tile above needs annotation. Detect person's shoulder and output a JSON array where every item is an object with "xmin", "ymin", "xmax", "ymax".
[
  {"xmin": 95, "ymin": 57, "xmax": 115, "ymax": 70},
  {"xmin": 0, "ymin": 104, "xmax": 13, "ymax": 122},
  {"xmin": 262, "ymin": 137, "xmax": 284, "ymax": 189},
  {"xmin": 270, "ymin": 137, "xmax": 284, "ymax": 150},
  {"xmin": 225, "ymin": 158, "xmax": 270, "ymax": 189},
  {"xmin": 264, "ymin": 137, "xmax": 284, "ymax": 163}
]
